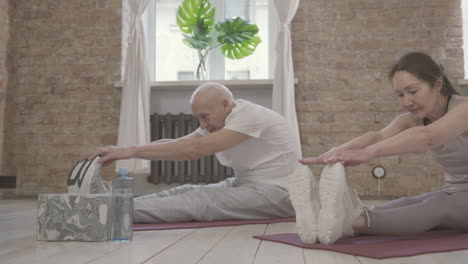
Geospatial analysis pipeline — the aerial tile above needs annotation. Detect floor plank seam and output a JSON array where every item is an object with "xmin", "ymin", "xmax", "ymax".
[
  {"xmin": 141, "ymin": 228, "xmax": 197, "ymax": 264},
  {"xmin": 355, "ymin": 255, "xmax": 364, "ymax": 264},
  {"xmin": 195, "ymin": 226, "xmax": 237, "ymax": 264},
  {"xmin": 85, "ymin": 243, "xmax": 130, "ymax": 264},
  {"xmin": 250, "ymin": 223, "xmax": 269, "ymax": 264}
]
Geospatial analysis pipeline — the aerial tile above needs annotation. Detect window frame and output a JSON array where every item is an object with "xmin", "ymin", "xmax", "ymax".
[{"xmin": 143, "ymin": 0, "xmax": 277, "ymax": 82}]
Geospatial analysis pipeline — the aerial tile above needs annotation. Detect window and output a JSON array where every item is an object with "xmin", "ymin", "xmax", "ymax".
[
  {"xmin": 225, "ymin": 0, "xmax": 250, "ymax": 20},
  {"xmin": 226, "ymin": 70, "xmax": 250, "ymax": 80},
  {"xmin": 143, "ymin": 0, "xmax": 276, "ymax": 81},
  {"xmin": 177, "ymin": 71, "xmax": 195, "ymax": 81}
]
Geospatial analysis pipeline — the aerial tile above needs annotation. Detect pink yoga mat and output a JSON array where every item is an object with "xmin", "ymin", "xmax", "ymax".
[
  {"xmin": 133, "ymin": 217, "xmax": 295, "ymax": 231},
  {"xmin": 254, "ymin": 230, "xmax": 468, "ymax": 259}
]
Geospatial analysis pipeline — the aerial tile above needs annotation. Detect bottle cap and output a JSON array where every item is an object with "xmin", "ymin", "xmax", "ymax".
[{"xmin": 118, "ymin": 168, "xmax": 129, "ymax": 176}]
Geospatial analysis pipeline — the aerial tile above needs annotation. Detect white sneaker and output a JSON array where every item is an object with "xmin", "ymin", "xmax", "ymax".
[
  {"xmin": 317, "ymin": 162, "xmax": 365, "ymax": 245},
  {"xmin": 67, "ymin": 156, "xmax": 110, "ymax": 194},
  {"xmin": 288, "ymin": 165, "xmax": 320, "ymax": 244}
]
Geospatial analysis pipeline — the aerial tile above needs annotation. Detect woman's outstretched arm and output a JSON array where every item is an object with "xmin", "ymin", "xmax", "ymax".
[{"xmin": 300, "ymin": 112, "xmax": 418, "ymax": 165}]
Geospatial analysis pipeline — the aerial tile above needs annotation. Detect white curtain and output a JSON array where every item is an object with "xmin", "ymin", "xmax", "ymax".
[
  {"xmin": 117, "ymin": 0, "xmax": 151, "ymax": 174},
  {"xmin": 272, "ymin": 0, "xmax": 302, "ymax": 159}
]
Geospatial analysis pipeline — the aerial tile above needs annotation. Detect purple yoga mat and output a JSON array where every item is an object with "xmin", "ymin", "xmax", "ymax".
[
  {"xmin": 133, "ymin": 217, "xmax": 295, "ymax": 231},
  {"xmin": 253, "ymin": 230, "xmax": 468, "ymax": 259}
]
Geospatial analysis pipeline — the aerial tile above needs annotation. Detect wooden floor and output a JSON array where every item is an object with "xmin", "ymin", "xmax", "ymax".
[{"xmin": 2, "ymin": 200, "xmax": 468, "ymax": 264}]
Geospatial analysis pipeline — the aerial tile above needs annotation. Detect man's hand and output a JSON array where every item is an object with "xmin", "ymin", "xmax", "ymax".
[{"xmin": 81, "ymin": 146, "xmax": 136, "ymax": 167}]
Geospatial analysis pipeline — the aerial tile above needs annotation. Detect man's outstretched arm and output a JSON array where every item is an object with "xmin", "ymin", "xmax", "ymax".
[
  {"xmin": 92, "ymin": 128, "xmax": 250, "ymax": 166},
  {"xmin": 148, "ymin": 129, "xmax": 204, "ymax": 145}
]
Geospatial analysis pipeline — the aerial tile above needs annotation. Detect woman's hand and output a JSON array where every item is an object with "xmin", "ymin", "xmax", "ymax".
[
  {"xmin": 333, "ymin": 147, "xmax": 377, "ymax": 166},
  {"xmin": 300, "ymin": 146, "xmax": 376, "ymax": 166},
  {"xmin": 300, "ymin": 146, "xmax": 346, "ymax": 165}
]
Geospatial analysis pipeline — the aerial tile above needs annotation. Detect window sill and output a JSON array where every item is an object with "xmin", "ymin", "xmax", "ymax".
[
  {"xmin": 115, "ymin": 79, "xmax": 275, "ymax": 113},
  {"xmin": 114, "ymin": 79, "xmax": 274, "ymax": 91}
]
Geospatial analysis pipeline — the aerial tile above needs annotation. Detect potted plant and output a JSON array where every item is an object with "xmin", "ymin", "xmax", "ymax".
[{"xmin": 177, "ymin": 0, "xmax": 262, "ymax": 80}]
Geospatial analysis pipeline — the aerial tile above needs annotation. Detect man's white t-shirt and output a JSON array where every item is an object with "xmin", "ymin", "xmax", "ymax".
[{"xmin": 196, "ymin": 99, "xmax": 299, "ymax": 189}]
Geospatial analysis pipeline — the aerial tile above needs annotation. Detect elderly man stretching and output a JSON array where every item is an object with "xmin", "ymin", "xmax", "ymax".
[{"xmin": 80, "ymin": 82, "xmax": 300, "ymax": 223}]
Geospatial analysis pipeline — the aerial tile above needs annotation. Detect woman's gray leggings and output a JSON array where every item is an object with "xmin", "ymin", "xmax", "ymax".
[{"xmin": 360, "ymin": 190, "xmax": 468, "ymax": 235}]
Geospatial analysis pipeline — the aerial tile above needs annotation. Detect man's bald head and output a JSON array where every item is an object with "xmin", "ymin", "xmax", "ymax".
[
  {"xmin": 190, "ymin": 83, "xmax": 236, "ymax": 133},
  {"xmin": 190, "ymin": 82, "xmax": 234, "ymax": 106}
]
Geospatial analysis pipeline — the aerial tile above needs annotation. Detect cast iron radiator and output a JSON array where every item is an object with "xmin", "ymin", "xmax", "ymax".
[{"xmin": 148, "ymin": 113, "xmax": 233, "ymax": 184}]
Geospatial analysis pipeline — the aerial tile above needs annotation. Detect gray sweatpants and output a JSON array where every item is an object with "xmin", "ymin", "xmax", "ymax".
[
  {"xmin": 133, "ymin": 177, "xmax": 295, "ymax": 223},
  {"xmin": 360, "ymin": 190, "xmax": 468, "ymax": 235}
]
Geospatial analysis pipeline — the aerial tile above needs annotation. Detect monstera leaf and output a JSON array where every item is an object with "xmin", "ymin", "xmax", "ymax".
[
  {"xmin": 177, "ymin": 0, "xmax": 262, "ymax": 79},
  {"xmin": 177, "ymin": 0, "xmax": 215, "ymax": 35},
  {"xmin": 182, "ymin": 26, "xmax": 214, "ymax": 50},
  {"xmin": 219, "ymin": 35, "xmax": 261, "ymax": 60},
  {"xmin": 215, "ymin": 17, "xmax": 261, "ymax": 59}
]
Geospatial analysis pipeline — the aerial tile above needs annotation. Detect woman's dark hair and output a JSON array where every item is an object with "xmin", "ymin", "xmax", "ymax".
[{"xmin": 388, "ymin": 52, "xmax": 460, "ymax": 96}]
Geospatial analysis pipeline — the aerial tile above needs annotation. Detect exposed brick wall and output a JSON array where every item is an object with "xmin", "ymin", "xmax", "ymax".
[
  {"xmin": 0, "ymin": 0, "xmax": 14, "ymax": 178},
  {"xmin": 293, "ymin": 0, "xmax": 463, "ymax": 197},
  {"xmin": 6, "ymin": 0, "xmax": 122, "ymax": 195},
  {"xmin": 2, "ymin": 0, "xmax": 464, "ymax": 197},
  {"xmin": 0, "ymin": 0, "xmax": 7, "ymax": 171}
]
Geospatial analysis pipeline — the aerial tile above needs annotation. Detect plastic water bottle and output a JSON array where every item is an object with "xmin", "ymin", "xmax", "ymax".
[{"xmin": 109, "ymin": 168, "xmax": 134, "ymax": 242}]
